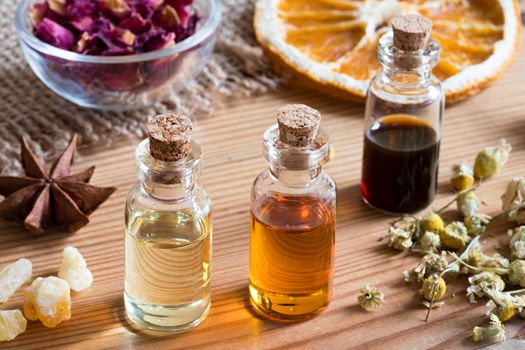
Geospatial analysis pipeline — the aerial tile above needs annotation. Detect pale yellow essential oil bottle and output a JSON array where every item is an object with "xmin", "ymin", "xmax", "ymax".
[{"xmin": 124, "ymin": 113, "xmax": 212, "ymax": 335}]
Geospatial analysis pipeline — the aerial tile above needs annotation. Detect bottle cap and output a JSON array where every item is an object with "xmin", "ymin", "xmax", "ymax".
[
  {"xmin": 392, "ymin": 15, "xmax": 432, "ymax": 51},
  {"xmin": 147, "ymin": 113, "xmax": 193, "ymax": 162},
  {"xmin": 277, "ymin": 104, "xmax": 321, "ymax": 147}
]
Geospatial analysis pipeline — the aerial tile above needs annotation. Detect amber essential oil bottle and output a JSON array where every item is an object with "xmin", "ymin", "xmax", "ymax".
[
  {"xmin": 249, "ymin": 104, "xmax": 336, "ymax": 322},
  {"xmin": 361, "ymin": 15, "xmax": 444, "ymax": 214}
]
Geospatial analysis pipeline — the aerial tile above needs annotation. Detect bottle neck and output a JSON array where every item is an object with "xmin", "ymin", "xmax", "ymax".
[
  {"xmin": 135, "ymin": 139, "xmax": 201, "ymax": 201},
  {"xmin": 381, "ymin": 63, "xmax": 432, "ymax": 87},
  {"xmin": 377, "ymin": 31, "xmax": 439, "ymax": 89},
  {"xmin": 263, "ymin": 124, "xmax": 329, "ymax": 188},
  {"xmin": 139, "ymin": 171, "xmax": 196, "ymax": 201},
  {"xmin": 269, "ymin": 166, "xmax": 322, "ymax": 187}
]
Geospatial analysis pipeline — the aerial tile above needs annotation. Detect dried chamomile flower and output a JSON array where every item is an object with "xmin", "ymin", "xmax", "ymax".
[
  {"xmin": 0, "ymin": 310, "xmax": 27, "ymax": 342},
  {"xmin": 445, "ymin": 236, "xmax": 481, "ymax": 276},
  {"xmin": 387, "ymin": 216, "xmax": 419, "ymax": 250},
  {"xmin": 413, "ymin": 252, "xmax": 448, "ymax": 282},
  {"xmin": 420, "ymin": 231, "xmax": 441, "ymax": 253},
  {"xmin": 58, "ymin": 247, "xmax": 93, "ymax": 292},
  {"xmin": 440, "ymin": 221, "xmax": 470, "ymax": 250},
  {"xmin": 468, "ymin": 246, "xmax": 509, "ymax": 269},
  {"xmin": 451, "ymin": 163, "xmax": 475, "ymax": 191},
  {"xmin": 464, "ymin": 216, "xmax": 485, "ymax": 236},
  {"xmin": 457, "ymin": 191, "xmax": 491, "ymax": 223},
  {"xmin": 23, "ymin": 276, "xmax": 71, "ymax": 328},
  {"xmin": 509, "ymin": 226, "xmax": 525, "ymax": 259},
  {"xmin": 0, "ymin": 259, "xmax": 32, "ymax": 303},
  {"xmin": 357, "ymin": 285, "xmax": 385, "ymax": 311},
  {"xmin": 484, "ymin": 289, "xmax": 524, "ymax": 322},
  {"xmin": 508, "ymin": 259, "xmax": 525, "ymax": 287},
  {"xmin": 387, "ymin": 227, "xmax": 413, "ymax": 251},
  {"xmin": 422, "ymin": 274, "xmax": 446, "ymax": 301},
  {"xmin": 501, "ymin": 177, "xmax": 525, "ymax": 224},
  {"xmin": 420, "ymin": 213, "xmax": 444, "ymax": 235},
  {"xmin": 474, "ymin": 139, "xmax": 511, "ymax": 179},
  {"xmin": 472, "ymin": 314, "xmax": 505, "ymax": 343},
  {"xmin": 466, "ymin": 272, "xmax": 505, "ymax": 303}
]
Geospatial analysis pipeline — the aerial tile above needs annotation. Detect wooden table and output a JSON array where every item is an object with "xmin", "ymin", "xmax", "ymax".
[{"xmin": 1, "ymin": 36, "xmax": 525, "ymax": 350}]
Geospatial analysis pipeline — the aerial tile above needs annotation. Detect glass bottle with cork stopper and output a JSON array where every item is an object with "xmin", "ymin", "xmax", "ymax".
[
  {"xmin": 124, "ymin": 113, "xmax": 212, "ymax": 334},
  {"xmin": 361, "ymin": 15, "xmax": 443, "ymax": 214},
  {"xmin": 249, "ymin": 104, "xmax": 336, "ymax": 322}
]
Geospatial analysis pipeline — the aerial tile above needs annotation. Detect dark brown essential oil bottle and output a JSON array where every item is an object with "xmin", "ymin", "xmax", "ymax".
[{"xmin": 361, "ymin": 15, "xmax": 444, "ymax": 214}]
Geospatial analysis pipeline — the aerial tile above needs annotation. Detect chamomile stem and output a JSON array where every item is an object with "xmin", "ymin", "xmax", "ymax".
[
  {"xmin": 436, "ymin": 184, "xmax": 480, "ymax": 215},
  {"xmin": 489, "ymin": 203, "xmax": 525, "ymax": 222},
  {"xmin": 424, "ymin": 280, "xmax": 438, "ymax": 322},
  {"xmin": 448, "ymin": 252, "xmax": 508, "ymax": 275},
  {"xmin": 508, "ymin": 288, "xmax": 525, "ymax": 295}
]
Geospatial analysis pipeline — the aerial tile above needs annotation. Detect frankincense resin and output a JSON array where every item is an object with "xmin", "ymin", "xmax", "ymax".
[
  {"xmin": 23, "ymin": 276, "xmax": 71, "ymax": 328},
  {"xmin": 0, "ymin": 259, "xmax": 32, "ymax": 303},
  {"xmin": 0, "ymin": 310, "xmax": 27, "ymax": 342},
  {"xmin": 58, "ymin": 246, "xmax": 93, "ymax": 292}
]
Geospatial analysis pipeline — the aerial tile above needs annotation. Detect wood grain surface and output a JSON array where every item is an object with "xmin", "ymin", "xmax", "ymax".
[{"xmin": 1, "ymin": 36, "xmax": 525, "ymax": 350}]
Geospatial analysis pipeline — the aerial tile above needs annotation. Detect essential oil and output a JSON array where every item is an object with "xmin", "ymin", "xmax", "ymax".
[
  {"xmin": 249, "ymin": 194, "xmax": 335, "ymax": 321},
  {"xmin": 249, "ymin": 104, "xmax": 336, "ymax": 322},
  {"xmin": 124, "ymin": 114, "xmax": 212, "ymax": 334},
  {"xmin": 125, "ymin": 210, "xmax": 211, "ymax": 331},
  {"xmin": 361, "ymin": 15, "xmax": 444, "ymax": 214},
  {"xmin": 361, "ymin": 114, "xmax": 440, "ymax": 213}
]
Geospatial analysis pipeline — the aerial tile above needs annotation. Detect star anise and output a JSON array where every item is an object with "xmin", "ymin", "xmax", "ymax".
[{"xmin": 0, "ymin": 134, "xmax": 117, "ymax": 234}]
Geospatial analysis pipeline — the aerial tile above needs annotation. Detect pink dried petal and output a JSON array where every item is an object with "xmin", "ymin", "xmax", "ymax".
[
  {"xmin": 66, "ymin": 0, "xmax": 96, "ymax": 21},
  {"xmin": 29, "ymin": 3, "xmax": 49, "ymax": 26},
  {"xmin": 143, "ymin": 32, "xmax": 175, "ymax": 52},
  {"xmin": 35, "ymin": 18, "xmax": 74, "ymax": 50},
  {"xmin": 153, "ymin": 5, "xmax": 180, "ymax": 31},
  {"xmin": 99, "ymin": 0, "xmax": 131, "ymax": 20},
  {"xmin": 173, "ymin": 13, "xmax": 199, "ymax": 41},
  {"xmin": 120, "ymin": 13, "xmax": 151, "ymax": 34},
  {"xmin": 48, "ymin": 0, "xmax": 67, "ymax": 16},
  {"xmin": 166, "ymin": 0, "xmax": 190, "ymax": 26},
  {"xmin": 70, "ymin": 17, "xmax": 95, "ymax": 32},
  {"xmin": 132, "ymin": 0, "xmax": 164, "ymax": 19},
  {"xmin": 75, "ymin": 32, "xmax": 103, "ymax": 54}
]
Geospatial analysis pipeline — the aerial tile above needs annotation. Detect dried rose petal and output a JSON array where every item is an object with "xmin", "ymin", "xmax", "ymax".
[
  {"xmin": 66, "ymin": 0, "xmax": 96, "ymax": 20},
  {"xmin": 166, "ymin": 0, "xmax": 191, "ymax": 26},
  {"xmin": 132, "ymin": 0, "xmax": 164, "ymax": 19},
  {"xmin": 173, "ymin": 13, "xmax": 199, "ymax": 42},
  {"xmin": 153, "ymin": 5, "xmax": 180, "ymax": 31},
  {"xmin": 48, "ymin": 0, "xmax": 67, "ymax": 16},
  {"xmin": 35, "ymin": 18, "xmax": 74, "ymax": 50},
  {"xmin": 120, "ymin": 13, "xmax": 151, "ymax": 35},
  {"xmin": 70, "ymin": 17, "xmax": 95, "ymax": 32},
  {"xmin": 99, "ymin": 0, "xmax": 131, "ymax": 20},
  {"xmin": 29, "ymin": 3, "xmax": 48, "ymax": 25},
  {"xmin": 143, "ymin": 32, "xmax": 175, "ymax": 52}
]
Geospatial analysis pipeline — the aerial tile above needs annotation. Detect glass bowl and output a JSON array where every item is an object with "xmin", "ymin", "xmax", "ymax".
[{"xmin": 15, "ymin": 0, "xmax": 221, "ymax": 111}]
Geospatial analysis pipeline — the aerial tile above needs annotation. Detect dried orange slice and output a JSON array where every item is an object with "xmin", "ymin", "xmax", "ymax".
[{"xmin": 254, "ymin": 0, "xmax": 522, "ymax": 103}]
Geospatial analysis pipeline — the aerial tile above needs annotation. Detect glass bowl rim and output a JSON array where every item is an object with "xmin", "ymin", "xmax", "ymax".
[{"xmin": 15, "ymin": 0, "xmax": 222, "ymax": 64}]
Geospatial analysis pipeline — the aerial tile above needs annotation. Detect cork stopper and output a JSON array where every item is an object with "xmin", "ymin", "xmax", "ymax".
[
  {"xmin": 147, "ymin": 113, "xmax": 193, "ymax": 162},
  {"xmin": 391, "ymin": 15, "xmax": 432, "ymax": 51},
  {"xmin": 277, "ymin": 104, "xmax": 321, "ymax": 147}
]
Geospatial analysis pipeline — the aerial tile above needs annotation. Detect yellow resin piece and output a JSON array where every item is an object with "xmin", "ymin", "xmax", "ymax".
[
  {"xmin": 0, "ymin": 258, "xmax": 32, "ymax": 303},
  {"xmin": 23, "ymin": 276, "xmax": 71, "ymax": 328},
  {"xmin": 58, "ymin": 247, "xmax": 93, "ymax": 292},
  {"xmin": 0, "ymin": 310, "xmax": 27, "ymax": 342}
]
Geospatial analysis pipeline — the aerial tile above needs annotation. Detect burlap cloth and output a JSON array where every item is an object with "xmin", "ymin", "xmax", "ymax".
[{"xmin": 0, "ymin": 0, "xmax": 288, "ymax": 174}]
